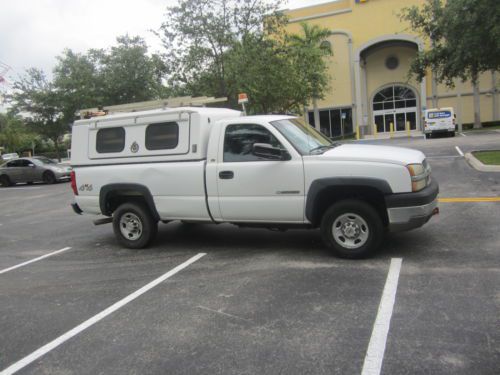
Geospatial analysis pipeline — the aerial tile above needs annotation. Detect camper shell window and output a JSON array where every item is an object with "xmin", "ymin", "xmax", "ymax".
[
  {"xmin": 145, "ymin": 122, "xmax": 179, "ymax": 150},
  {"xmin": 96, "ymin": 127, "xmax": 125, "ymax": 153}
]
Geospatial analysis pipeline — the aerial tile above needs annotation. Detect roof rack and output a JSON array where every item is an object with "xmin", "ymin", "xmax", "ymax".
[{"xmin": 78, "ymin": 96, "xmax": 228, "ymax": 119}]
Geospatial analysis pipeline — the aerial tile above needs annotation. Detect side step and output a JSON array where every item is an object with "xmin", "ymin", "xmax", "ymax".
[{"xmin": 93, "ymin": 217, "xmax": 113, "ymax": 226}]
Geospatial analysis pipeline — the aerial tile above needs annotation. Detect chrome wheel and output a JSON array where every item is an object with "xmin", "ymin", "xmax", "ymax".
[
  {"xmin": 119, "ymin": 213, "xmax": 143, "ymax": 241},
  {"xmin": 332, "ymin": 213, "xmax": 369, "ymax": 249}
]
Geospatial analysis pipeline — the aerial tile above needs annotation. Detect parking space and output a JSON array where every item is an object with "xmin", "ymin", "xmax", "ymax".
[{"xmin": 0, "ymin": 131, "xmax": 499, "ymax": 375}]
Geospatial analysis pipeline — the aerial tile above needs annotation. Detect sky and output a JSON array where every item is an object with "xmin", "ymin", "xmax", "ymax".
[{"xmin": 0, "ymin": 0, "xmax": 333, "ymax": 88}]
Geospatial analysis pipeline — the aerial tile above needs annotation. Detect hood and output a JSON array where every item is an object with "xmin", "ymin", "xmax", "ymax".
[{"xmin": 321, "ymin": 144, "xmax": 426, "ymax": 165}]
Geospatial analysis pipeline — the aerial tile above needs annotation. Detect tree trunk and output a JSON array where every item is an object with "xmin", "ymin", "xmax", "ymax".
[
  {"xmin": 313, "ymin": 97, "xmax": 320, "ymax": 131},
  {"xmin": 472, "ymin": 80, "xmax": 482, "ymax": 129},
  {"xmin": 53, "ymin": 138, "xmax": 62, "ymax": 162}
]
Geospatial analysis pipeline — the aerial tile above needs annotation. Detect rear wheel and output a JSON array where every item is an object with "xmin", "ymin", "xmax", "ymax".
[
  {"xmin": 321, "ymin": 199, "xmax": 384, "ymax": 259},
  {"xmin": 43, "ymin": 171, "xmax": 56, "ymax": 184},
  {"xmin": 0, "ymin": 175, "xmax": 12, "ymax": 187},
  {"xmin": 113, "ymin": 202, "xmax": 158, "ymax": 249}
]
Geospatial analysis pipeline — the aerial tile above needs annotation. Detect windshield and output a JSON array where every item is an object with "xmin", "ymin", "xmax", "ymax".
[
  {"xmin": 34, "ymin": 156, "xmax": 57, "ymax": 165},
  {"xmin": 270, "ymin": 118, "xmax": 336, "ymax": 155}
]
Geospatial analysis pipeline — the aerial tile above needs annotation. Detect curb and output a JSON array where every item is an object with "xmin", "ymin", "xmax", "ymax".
[{"xmin": 464, "ymin": 152, "xmax": 500, "ymax": 172}]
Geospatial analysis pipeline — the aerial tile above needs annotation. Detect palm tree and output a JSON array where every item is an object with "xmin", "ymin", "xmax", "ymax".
[{"xmin": 288, "ymin": 23, "xmax": 333, "ymax": 129}]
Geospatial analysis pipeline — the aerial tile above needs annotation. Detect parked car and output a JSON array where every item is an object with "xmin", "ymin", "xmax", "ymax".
[
  {"xmin": 1, "ymin": 153, "xmax": 19, "ymax": 162},
  {"xmin": 0, "ymin": 157, "xmax": 72, "ymax": 187}
]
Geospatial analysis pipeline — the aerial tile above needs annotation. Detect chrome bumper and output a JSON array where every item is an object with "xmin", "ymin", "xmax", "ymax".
[{"xmin": 387, "ymin": 197, "xmax": 439, "ymax": 232}]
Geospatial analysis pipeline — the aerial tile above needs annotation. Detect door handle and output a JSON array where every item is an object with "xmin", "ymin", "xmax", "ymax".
[{"xmin": 219, "ymin": 171, "xmax": 234, "ymax": 179}]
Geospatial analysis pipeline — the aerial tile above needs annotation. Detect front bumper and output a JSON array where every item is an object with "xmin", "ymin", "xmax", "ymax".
[
  {"xmin": 424, "ymin": 128, "xmax": 455, "ymax": 134},
  {"xmin": 55, "ymin": 171, "xmax": 71, "ymax": 181},
  {"xmin": 385, "ymin": 180, "xmax": 439, "ymax": 232}
]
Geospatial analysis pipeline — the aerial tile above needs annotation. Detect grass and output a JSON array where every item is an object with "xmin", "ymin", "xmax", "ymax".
[
  {"xmin": 473, "ymin": 150, "xmax": 500, "ymax": 165},
  {"xmin": 465, "ymin": 124, "xmax": 500, "ymax": 132},
  {"xmin": 462, "ymin": 121, "xmax": 500, "ymax": 132}
]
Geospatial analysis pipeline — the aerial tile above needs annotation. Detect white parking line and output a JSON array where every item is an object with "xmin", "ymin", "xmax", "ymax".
[
  {"xmin": 455, "ymin": 146, "xmax": 464, "ymax": 157},
  {"xmin": 426, "ymin": 155, "xmax": 460, "ymax": 159},
  {"xmin": 361, "ymin": 258, "xmax": 402, "ymax": 375},
  {"xmin": 0, "ymin": 247, "xmax": 72, "ymax": 275},
  {"xmin": 459, "ymin": 133, "xmax": 466, "ymax": 137},
  {"xmin": 0, "ymin": 253, "xmax": 206, "ymax": 375},
  {"xmin": 0, "ymin": 187, "xmax": 42, "ymax": 191}
]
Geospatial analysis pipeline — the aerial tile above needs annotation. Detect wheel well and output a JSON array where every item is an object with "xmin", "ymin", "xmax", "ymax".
[
  {"xmin": 309, "ymin": 186, "xmax": 388, "ymax": 227},
  {"xmin": 100, "ymin": 184, "xmax": 159, "ymax": 221}
]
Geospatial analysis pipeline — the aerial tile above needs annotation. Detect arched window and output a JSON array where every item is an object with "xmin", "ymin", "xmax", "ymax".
[{"xmin": 373, "ymin": 85, "xmax": 416, "ymax": 111}]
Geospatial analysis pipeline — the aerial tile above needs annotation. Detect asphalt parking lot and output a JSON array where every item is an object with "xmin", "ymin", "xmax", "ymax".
[{"xmin": 0, "ymin": 131, "xmax": 499, "ymax": 375}]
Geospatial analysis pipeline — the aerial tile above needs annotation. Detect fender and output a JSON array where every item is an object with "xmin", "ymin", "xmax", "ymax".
[
  {"xmin": 99, "ymin": 183, "xmax": 160, "ymax": 220},
  {"xmin": 305, "ymin": 177, "xmax": 393, "ymax": 224}
]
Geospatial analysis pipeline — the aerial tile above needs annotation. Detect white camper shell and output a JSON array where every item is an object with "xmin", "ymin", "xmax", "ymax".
[{"xmin": 71, "ymin": 107, "xmax": 242, "ymax": 165}]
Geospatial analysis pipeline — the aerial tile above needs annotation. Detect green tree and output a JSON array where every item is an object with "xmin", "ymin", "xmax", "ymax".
[
  {"xmin": 99, "ymin": 35, "xmax": 166, "ymax": 105},
  {"xmin": 225, "ymin": 35, "xmax": 304, "ymax": 114},
  {"xmin": 7, "ymin": 68, "xmax": 67, "ymax": 160},
  {"xmin": 53, "ymin": 48, "xmax": 104, "ymax": 125},
  {"xmin": 157, "ymin": 0, "xmax": 286, "ymax": 100},
  {"xmin": 287, "ymin": 23, "xmax": 333, "ymax": 128},
  {"xmin": 0, "ymin": 112, "xmax": 38, "ymax": 154},
  {"xmin": 401, "ymin": 0, "xmax": 500, "ymax": 128},
  {"xmin": 54, "ymin": 35, "xmax": 166, "ymax": 114}
]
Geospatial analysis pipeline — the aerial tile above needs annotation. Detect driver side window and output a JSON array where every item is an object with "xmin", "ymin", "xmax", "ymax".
[{"xmin": 223, "ymin": 124, "xmax": 283, "ymax": 162}]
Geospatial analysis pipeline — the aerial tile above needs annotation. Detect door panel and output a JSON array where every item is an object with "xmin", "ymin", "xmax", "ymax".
[
  {"xmin": 396, "ymin": 113, "xmax": 406, "ymax": 131},
  {"xmin": 384, "ymin": 114, "xmax": 394, "ymax": 133},
  {"xmin": 375, "ymin": 115, "xmax": 384, "ymax": 133},
  {"xmin": 407, "ymin": 112, "xmax": 417, "ymax": 130},
  {"xmin": 216, "ymin": 123, "xmax": 305, "ymax": 223},
  {"xmin": 217, "ymin": 160, "xmax": 305, "ymax": 222}
]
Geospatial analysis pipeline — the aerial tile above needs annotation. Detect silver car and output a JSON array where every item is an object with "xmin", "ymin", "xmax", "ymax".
[{"xmin": 0, "ymin": 157, "xmax": 72, "ymax": 187}]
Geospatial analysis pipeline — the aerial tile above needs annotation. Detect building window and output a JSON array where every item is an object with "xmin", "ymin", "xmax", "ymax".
[
  {"xmin": 96, "ymin": 127, "xmax": 125, "ymax": 153},
  {"xmin": 373, "ymin": 85, "xmax": 416, "ymax": 111},
  {"xmin": 385, "ymin": 56, "xmax": 399, "ymax": 70},
  {"xmin": 308, "ymin": 108, "xmax": 353, "ymax": 138},
  {"xmin": 145, "ymin": 122, "xmax": 179, "ymax": 150}
]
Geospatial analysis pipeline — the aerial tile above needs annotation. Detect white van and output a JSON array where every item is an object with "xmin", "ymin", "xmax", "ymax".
[{"xmin": 423, "ymin": 107, "xmax": 456, "ymax": 138}]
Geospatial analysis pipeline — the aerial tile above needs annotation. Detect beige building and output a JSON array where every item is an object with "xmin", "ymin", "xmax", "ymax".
[{"xmin": 284, "ymin": 0, "xmax": 499, "ymax": 137}]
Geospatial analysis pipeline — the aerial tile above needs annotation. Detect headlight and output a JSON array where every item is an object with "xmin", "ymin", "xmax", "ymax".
[
  {"xmin": 51, "ymin": 167, "xmax": 64, "ymax": 173},
  {"xmin": 407, "ymin": 162, "xmax": 431, "ymax": 192}
]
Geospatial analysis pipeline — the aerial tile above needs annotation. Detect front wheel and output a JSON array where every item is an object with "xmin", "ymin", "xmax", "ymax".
[
  {"xmin": 113, "ymin": 202, "xmax": 158, "ymax": 249},
  {"xmin": 321, "ymin": 199, "xmax": 384, "ymax": 259},
  {"xmin": 43, "ymin": 171, "xmax": 56, "ymax": 184}
]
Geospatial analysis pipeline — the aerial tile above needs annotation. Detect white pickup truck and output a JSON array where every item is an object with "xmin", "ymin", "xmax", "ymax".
[{"xmin": 70, "ymin": 107, "xmax": 439, "ymax": 258}]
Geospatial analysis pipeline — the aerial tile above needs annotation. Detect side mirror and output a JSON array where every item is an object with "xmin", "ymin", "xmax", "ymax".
[{"xmin": 252, "ymin": 143, "xmax": 290, "ymax": 161}]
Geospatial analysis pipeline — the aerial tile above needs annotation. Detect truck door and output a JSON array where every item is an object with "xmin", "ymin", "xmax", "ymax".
[{"xmin": 215, "ymin": 123, "xmax": 305, "ymax": 223}]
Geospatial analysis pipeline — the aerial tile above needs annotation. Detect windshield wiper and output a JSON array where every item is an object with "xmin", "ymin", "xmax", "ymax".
[{"xmin": 309, "ymin": 143, "xmax": 341, "ymax": 155}]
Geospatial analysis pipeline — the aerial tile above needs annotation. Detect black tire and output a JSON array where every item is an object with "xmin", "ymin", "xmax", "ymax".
[
  {"xmin": 320, "ymin": 199, "xmax": 384, "ymax": 259},
  {"xmin": 449, "ymin": 132, "xmax": 455, "ymax": 137},
  {"xmin": 113, "ymin": 202, "xmax": 158, "ymax": 249},
  {"xmin": 0, "ymin": 175, "xmax": 12, "ymax": 187},
  {"xmin": 43, "ymin": 171, "xmax": 56, "ymax": 184}
]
